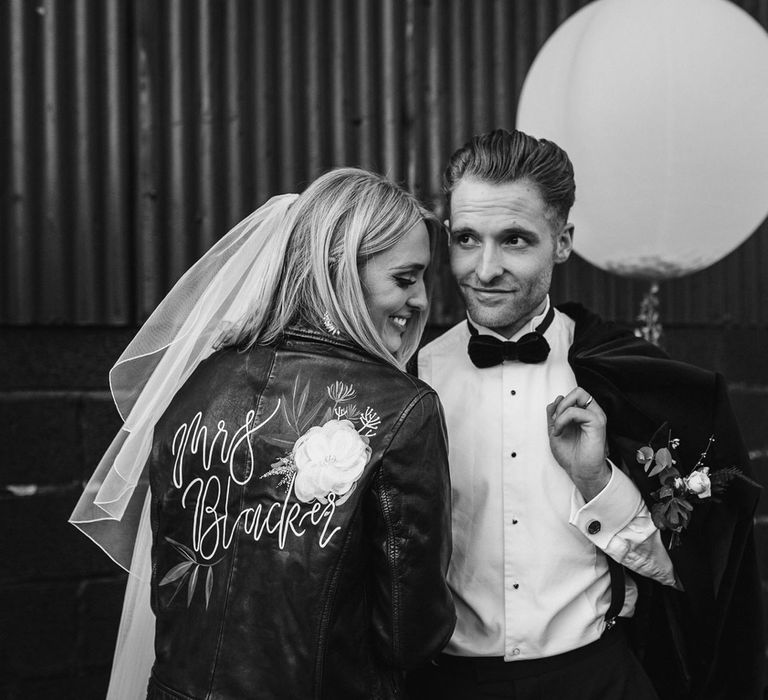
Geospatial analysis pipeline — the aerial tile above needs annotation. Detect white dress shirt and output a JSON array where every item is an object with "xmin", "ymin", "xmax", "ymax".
[{"xmin": 418, "ymin": 300, "xmax": 675, "ymax": 661}]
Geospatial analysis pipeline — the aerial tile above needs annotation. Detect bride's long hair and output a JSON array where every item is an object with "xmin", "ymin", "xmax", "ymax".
[{"xmin": 223, "ymin": 167, "xmax": 439, "ymax": 367}]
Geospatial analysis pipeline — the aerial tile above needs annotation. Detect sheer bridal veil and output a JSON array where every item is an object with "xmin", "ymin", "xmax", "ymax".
[{"xmin": 69, "ymin": 194, "xmax": 298, "ymax": 699}]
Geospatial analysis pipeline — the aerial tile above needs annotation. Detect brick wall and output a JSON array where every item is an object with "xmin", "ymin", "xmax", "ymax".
[
  {"xmin": 1, "ymin": 325, "xmax": 766, "ymax": 699},
  {"xmin": 0, "ymin": 329, "xmax": 133, "ymax": 700}
]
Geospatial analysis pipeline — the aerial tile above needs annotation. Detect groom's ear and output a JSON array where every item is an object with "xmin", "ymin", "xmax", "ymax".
[{"xmin": 554, "ymin": 223, "xmax": 574, "ymax": 264}]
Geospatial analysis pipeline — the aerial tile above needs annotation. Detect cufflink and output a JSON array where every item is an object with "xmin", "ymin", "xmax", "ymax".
[{"xmin": 587, "ymin": 520, "xmax": 601, "ymax": 535}]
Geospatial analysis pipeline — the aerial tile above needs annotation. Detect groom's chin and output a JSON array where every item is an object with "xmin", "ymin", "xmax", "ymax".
[{"xmin": 463, "ymin": 299, "xmax": 517, "ymax": 332}]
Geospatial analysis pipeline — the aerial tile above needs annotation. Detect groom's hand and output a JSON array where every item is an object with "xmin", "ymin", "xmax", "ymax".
[{"xmin": 546, "ymin": 387, "xmax": 610, "ymax": 501}]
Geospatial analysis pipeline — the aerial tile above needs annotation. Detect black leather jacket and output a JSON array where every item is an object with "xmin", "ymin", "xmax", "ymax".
[{"xmin": 147, "ymin": 326, "xmax": 455, "ymax": 699}]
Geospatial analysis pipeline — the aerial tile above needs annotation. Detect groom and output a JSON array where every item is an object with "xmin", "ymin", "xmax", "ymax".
[{"xmin": 409, "ymin": 129, "xmax": 763, "ymax": 699}]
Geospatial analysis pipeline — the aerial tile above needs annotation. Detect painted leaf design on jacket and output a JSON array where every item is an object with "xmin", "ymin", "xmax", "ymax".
[
  {"xmin": 159, "ymin": 560, "xmax": 194, "ymax": 586},
  {"xmin": 205, "ymin": 567, "xmax": 213, "ymax": 609},
  {"xmin": 159, "ymin": 536, "xmax": 223, "ymax": 610},
  {"xmin": 296, "ymin": 380, "xmax": 310, "ymax": 418},
  {"xmin": 166, "ymin": 537, "xmax": 195, "ymax": 562},
  {"xmin": 281, "ymin": 399, "xmax": 297, "ymax": 436},
  {"xmin": 261, "ymin": 435, "xmax": 297, "ymax": 449},
  {"xmin": 298, "ymin": 396, "xmax": 326, "ymax": 433},
  {"xmin": 167, "ymin": 571, "xmax": 189, "ymax": 605},
  {"xmin": 187, "ymin": 565, "xmax": 199, "ymax": 607}
]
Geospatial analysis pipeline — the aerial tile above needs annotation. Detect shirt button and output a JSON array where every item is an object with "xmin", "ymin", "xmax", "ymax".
[
  {"xmin": 587, "ymin": 520, "xmax": 602, "ymax": 535},
  {"xmin": 512, "ymin": 519, "xmax": 518, "ymax": 525},
  {"xmin": 511, "ymin": 648, "xmax": 520, "ymax": 656},
  {"xmin": 510, "ymin": 389, "xmax": 517, "ymax": 395},
  {"xmin": 510, "ymin": 452, "xmax": 517, "ymax": 458},
  {"xmin": 513, "ymin": 583, "xmax": 519, "ymax": 589}
]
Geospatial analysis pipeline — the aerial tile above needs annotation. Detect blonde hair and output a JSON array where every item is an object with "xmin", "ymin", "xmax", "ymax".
[{"xmin": 223, "ymin": 168, "xmax": 439, "ymax": 368}]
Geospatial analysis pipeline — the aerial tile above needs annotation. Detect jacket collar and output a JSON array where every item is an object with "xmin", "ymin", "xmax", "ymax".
[{"xmin": 283, "ymin": 323, "xmax": 375, "ymax": 359}]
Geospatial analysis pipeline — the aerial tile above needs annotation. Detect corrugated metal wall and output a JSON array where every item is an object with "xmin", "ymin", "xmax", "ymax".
[{"xmin": 2, "ymin": 0, "xmax": 768, "ymax": 326}]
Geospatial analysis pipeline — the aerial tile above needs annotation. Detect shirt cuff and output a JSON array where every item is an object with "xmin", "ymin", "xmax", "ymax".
[{"xmin": 569, "ymin": 462, "xmax": 645, "ymax": 550}]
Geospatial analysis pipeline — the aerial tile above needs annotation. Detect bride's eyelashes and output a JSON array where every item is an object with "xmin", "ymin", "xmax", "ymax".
[{"xmin": 394, "ymin": 276, "xmax": 417, "ymax": 287}]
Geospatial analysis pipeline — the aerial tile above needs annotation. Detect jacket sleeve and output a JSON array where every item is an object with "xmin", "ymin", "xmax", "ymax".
[{"xmin": 367, "ymin": 389, "xmax": 456, "ymax": 668}]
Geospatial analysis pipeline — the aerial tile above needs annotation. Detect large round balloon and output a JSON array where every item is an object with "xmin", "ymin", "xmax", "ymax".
[{"xmin": 517, "ymin": 0, "xmax": 768, "ymax": 279}]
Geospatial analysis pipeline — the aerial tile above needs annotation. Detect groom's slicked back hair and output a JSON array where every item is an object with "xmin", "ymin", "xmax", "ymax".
[{"xmin": 443, "ymin": 128, "xmax": 576, "ymax": 226}]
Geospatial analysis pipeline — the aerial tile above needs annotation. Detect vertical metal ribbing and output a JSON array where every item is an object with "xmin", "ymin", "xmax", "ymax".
[
  {"xmin": 380, "ymin": 0, "xmax": 401, "ymax": 179},
  {"xmin": 3, "ymin": 0, "xmax": 767, "ymax": 326},
  {"xmin": 74, "ymin": 0, "xmax": 96, "ymax": 322},
  {"xmin": 330, "ymin": 0, "xmax": 348, "ymax": 167},
  {"xmin": 305, "ymin": 0, "xmax": 323, "ymax": 181},
  {"xmin": 196, "ymin": 0, "xmax": 216, "ymax": 251},
  {"xmin": 425, "ymin": 0, "xmax": 446, "ymax": 212},
  {"xmin": 253, "ymin": 0, "xmax": 273, "ymax": 207},
  {"xmin": 104, "ymin": 0, "xmax": 131, "ymax": 323},
  {"xmin": 134, "ymin": 0, "xmax": 161, "ymax": 319},
  {"xmin": 224, "ymin": 0, "xmax": 244, "ymax": 225},
  {"xmin": 278, "ymin": 0, "xmax": 297, "ymax": 192},
  {"xmin": 167, "ymin": 0, "xmax": 188, "ymax": 286},
  {"xmin": 448, "ymin": 0, "xmax": 469, "ymax": 152},
  {"xmin": 7, "ymin": 0, "xmax": 33, "ymax": 321},
  {"xmin": 354, "ymin": 0, "xmax": 375, "ymax": 169},
  {"xmin": 512, "ymin": 1, "xmax": 533, "ymax": 103},
  {"xmin": 493, "ymin": 0, "xmax": 515, "ymax": 130},
  {"xmin": 470, "ymin": 1, "xmax": 491, "ymax": 134},
  {"xmin": 41, "ymin": 0, "xmax": 65, "ymax": 321},
  {"xmin": 404, "ymin": 0, "xmax": 419, "ymax": 194}
]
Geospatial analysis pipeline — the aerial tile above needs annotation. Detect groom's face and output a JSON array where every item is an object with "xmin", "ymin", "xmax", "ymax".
[{"xmin": 447, "ymin": 177, "xmax": 573, "ymax": 338}]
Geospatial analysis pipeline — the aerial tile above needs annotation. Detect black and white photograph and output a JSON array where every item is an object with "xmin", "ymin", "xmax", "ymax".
[{"xmin": 2, "ymin": 1, "xmax": 767, "ymax": 698}]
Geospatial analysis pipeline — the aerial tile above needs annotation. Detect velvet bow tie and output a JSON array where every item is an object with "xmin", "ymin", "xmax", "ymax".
[{"xmin": 467, "ymin": 306, "xmax": 554, "ymax": 368}]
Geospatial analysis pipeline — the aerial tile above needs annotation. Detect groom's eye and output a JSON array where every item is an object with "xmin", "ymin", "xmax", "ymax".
[
  {"xmin": 504, "ymin": 233, "xmax": 530, "ymax": 248},
  {"xmin": 453, "ymin": 232, "xmax": 477, "ymax": 247}
]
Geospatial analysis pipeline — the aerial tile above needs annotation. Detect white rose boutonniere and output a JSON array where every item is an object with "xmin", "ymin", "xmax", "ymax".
[
  {"xmin": 684, "ymin": 467, "xmax": 712, "ymax": 499},
  {"xmin": 293, "ymin": 419, "xmax": 370, "ymax": 504},
  {"xmin": 636, "ymin": 425, "xmax": 756, "ymax": 548}
]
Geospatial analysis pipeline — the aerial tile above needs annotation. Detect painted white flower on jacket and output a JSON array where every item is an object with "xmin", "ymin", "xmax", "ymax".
[{"xmin": 293, "ymin": 419, "xmax": 371, "ymax": 503}]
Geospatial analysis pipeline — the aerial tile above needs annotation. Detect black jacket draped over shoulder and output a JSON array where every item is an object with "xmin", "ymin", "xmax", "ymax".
[
  {"xmin": 146, "ymin": 326, "xmax": 455, "ymax": 700},
  {"xmin": 561, "ymin": 302, "xmax": 764, "ymax": 700}
]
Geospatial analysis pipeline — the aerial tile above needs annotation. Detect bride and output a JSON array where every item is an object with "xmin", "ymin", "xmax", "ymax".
[{"xmin": 71, "ymin": 168, "xmax": 455, "ymax": 699}]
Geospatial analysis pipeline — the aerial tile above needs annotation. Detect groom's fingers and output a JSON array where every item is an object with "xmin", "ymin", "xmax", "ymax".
[
  {"xmin": 546, "ymin": 395, "xmax": 564, "ymax": 428},
  {"xmin": 550, "ymin": 406, "xmax": 607, "ymax": 437},
  {"xmin": 551, "ymin": 387, "xmax": 604, "ymax": 422}
]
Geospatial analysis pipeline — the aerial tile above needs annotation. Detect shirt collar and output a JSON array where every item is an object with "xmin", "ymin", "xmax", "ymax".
[{"xmin": 467, "ymin": 296, "xmax": 552, "ymax": 342}]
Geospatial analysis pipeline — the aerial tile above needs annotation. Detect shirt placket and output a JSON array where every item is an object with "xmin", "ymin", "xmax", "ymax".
[{"xmin": 501, "ymin": 360, "xmax": 524, "ymax": 661}]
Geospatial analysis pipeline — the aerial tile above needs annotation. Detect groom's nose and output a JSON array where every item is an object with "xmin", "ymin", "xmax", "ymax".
[{"xmin": 475, "ymin": 244, "xmax": 504, "ymax": 284}]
